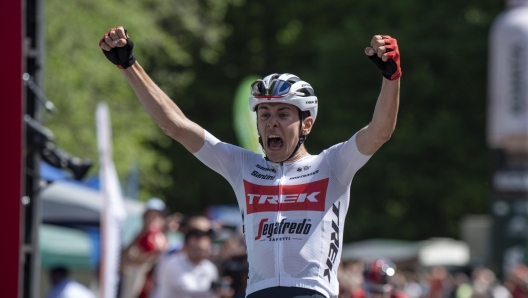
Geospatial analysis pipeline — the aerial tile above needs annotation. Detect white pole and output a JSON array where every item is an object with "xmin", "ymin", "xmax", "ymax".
[{"xmin": 96, "ymin": 102, "xmax": 126, "ymax": 298}]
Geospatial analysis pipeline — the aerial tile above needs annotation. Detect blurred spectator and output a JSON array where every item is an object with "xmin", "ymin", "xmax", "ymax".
[
  {"xmin": 345, "ymin": 260, "xmax": 366, "ymax": 291},
  {"xmin": 152, "ymin": 215, "xmax": 217, "ymax": 297},
  {"xmin": 164, "ymin": 212, "xmax": 184, "ymax": 249},
  {"xmin": 353, "ymin": 258, "xmax": 409, "ymax": 298},
  {"xmin": 504, "ymin": 264, "xmax": 528, "ymax": 298},
  {"xmin": 187, "ymin": 215, "xmax": 213, "ymax": 232},
  {"xmin": 155, "ymin": 229, "xmax": 219, "ymax": 298},
  {"xmin": 451, "ymin": 272, "xmax": 472, "ymax": 298},
  {"xmin": 46, "ymin": 266, "xmax": 95, "ymax": 298},
  {"xmin": 428, "ymin": 266, "xmax": 449, "ymax": 298},
  {"xmin": 164, "ymin": 214, "xmax": 212, "ymax": 254},
  {"xmin": 337, "ymin": 261, "xmax": 364, "ymax": 298},
  {"xmin": 218, "ymin": 235, "xmax": 248, "ymax": 298},
  {"xmin": 401, "ymin": 271, "xmax": 424, "ymax": 298},
  {"xmin": 471, "ymin": 267, "xmax": 511, "ymax": 298},
  {"xmin": 120, "ymin": 198, "xmax": 168, "ymax": 298},
  {"xmin": 338, "ymin": 270, "xmax": 355, "ymax": 298}
]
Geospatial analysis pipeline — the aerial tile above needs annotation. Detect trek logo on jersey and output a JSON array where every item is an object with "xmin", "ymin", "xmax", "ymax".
[
  {"xmin": 254, "ymin": 217, "xmax": 312, "ymax": 241},
  {"xmin": 243, "ymin": 178, "xmax": 329, "ymax": 214}
]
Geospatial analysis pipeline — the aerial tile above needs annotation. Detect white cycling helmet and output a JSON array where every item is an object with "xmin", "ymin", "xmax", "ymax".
[{"xmin": 249, "ymin": 73, "xmax": 318, "ymax": 121}]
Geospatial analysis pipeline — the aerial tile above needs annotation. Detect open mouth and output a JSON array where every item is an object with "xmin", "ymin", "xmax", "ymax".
[{"xmin": 268, "ymin": 135, "xmax": 283, "ymax": 150}]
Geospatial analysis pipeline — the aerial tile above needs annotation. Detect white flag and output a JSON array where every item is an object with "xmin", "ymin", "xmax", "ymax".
[{"xmin": 96, "ymin": 102, "xmax": 126, "ymax": 298}]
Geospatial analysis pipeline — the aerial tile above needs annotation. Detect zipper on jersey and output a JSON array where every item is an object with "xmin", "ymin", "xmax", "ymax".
[{"xmin": 277, "ymin": 162, "xmax": 286, "ymax": 285}]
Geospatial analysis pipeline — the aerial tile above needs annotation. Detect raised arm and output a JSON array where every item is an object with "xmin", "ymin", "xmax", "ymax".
[
  {"xmin": 356, "ymin": 35, "xmax": 401, "ymax": 156},
  {"xmin": 99, "ymin": 26, "xmax": 205, "ymax": 153}
]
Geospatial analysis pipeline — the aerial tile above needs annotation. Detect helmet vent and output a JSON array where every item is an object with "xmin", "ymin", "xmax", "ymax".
[{"xmin": 296, "ymin": 88, "xmax": 314, "ymax": 97}]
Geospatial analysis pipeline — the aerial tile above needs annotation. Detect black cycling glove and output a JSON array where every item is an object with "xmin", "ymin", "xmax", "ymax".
[
  {"xmin": 368, "ymin": 35, "xmax": 402, "ymax": 81},
  {"xmin": 99, "ymin": 28, "xmax": 136, "ymax": 69}
]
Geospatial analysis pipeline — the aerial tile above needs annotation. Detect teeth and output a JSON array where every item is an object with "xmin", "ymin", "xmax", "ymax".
[{"xmin": 269, "ymin": 135, "xmax": 281, "ymax": 139}]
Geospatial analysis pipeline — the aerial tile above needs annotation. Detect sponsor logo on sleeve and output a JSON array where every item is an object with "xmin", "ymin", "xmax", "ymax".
[{"xmin": 243, "ymin": 179, "xmax": 328, "ymax": 214}]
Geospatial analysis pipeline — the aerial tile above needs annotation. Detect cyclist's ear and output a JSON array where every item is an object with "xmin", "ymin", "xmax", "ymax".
[{"xmin": 301, "ymin": 117, "xmax": 314, "ymax": 136}]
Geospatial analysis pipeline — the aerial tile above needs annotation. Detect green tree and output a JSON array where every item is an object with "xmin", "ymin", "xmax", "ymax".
[{"xmin": 45, "ymin": 0, "xmax": 237, "ymax": 199}]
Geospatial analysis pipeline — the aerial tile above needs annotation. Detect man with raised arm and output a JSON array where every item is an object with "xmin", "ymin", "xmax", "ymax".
[{"xmin": 99, "ymin": 26, "xmax": 401, "ymax": 298}]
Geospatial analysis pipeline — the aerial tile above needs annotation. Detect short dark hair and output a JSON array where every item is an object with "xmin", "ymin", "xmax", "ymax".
[{"xmin": 184, "ymin": 228, "xmax": 212, "ymax": 243}]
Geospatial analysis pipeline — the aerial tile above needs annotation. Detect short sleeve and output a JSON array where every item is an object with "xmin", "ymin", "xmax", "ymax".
[
  {"xmin": 193, "ymin": 130, "xmax": 257, "ymax": 186},
  {"xmin": 324, "ymin": 132, "xmax": 372, "ymax": 186}
]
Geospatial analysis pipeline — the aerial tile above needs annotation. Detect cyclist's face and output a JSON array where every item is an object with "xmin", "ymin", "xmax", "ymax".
[{"xmin": 257, "ymin": 103, "xmax": 303, "ymax": 162}]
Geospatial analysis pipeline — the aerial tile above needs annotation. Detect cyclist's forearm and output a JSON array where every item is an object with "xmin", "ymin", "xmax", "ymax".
[{"xmin": 121, "ymin": 62, "xmax": 189, "ymax": 138}]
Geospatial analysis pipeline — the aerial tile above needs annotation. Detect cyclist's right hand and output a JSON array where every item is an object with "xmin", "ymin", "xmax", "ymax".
[{"xmin": 99, "ymin": 26, "xmax": 136, "ymax": 69}]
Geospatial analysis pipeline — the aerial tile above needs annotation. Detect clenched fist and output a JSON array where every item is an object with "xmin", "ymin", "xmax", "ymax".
[
  {"xmin": 365, "ymin": 35, "xmax": 401, "ymax": 81},
  {"xmin": 99, "ymin": 26, "xmax": 136, "ymax": 69}
]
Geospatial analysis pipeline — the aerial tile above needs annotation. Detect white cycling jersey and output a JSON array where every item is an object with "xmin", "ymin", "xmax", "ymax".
[{"xmin": 194, "ymin": 130, "xmax": 371, "ymax": 298}]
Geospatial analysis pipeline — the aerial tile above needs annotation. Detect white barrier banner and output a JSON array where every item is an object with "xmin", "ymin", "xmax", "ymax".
[
  {"xmin": 96, "ymin": 102, "xmax": 126, "ymax": 298},
  {"xmin": 488, "ymin": 7, "xmax": 528, "ymax": 150}
]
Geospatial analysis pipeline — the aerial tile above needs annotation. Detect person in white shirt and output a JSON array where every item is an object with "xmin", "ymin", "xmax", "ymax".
[{"xmin": 155, "ymin": 229, "xmax": 219, "ymax": 298}]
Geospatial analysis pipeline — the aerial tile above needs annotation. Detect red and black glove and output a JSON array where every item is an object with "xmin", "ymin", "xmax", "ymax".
[
  {"xmin": 99, "ymin": 28, "xmax": 136, "ymax": 69},
  {"xmin": 368, "ymin": 35, "xmax": 401, "ymax": 81}
]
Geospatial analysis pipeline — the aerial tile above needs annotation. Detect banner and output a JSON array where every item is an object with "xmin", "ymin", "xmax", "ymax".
[
  {"xmin": 487, "ymin": 4, "xmax": 528, "ymax": 151},
  {"xmin": 97, "ymin": 103, "xmax": 126, "ymax": 298},
  {"xmin": 488, "ymin": 2, "xmax": 528, "ymax": 278},
  {"xmin": 233, "ymin": 76, "xmax": 261, "ymax": 154}
]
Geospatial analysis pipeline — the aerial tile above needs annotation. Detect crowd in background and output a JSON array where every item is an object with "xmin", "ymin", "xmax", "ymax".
[
  {"xmin": 45, "ymin": 198, "xmax": 528, "ymax": 298},
  {"xmin": 337, "ymin": 260, "xmax": 528, "ymax": 298},
  {"xmin": 118, "ymin": 198, "xmax": 248, "ymax": 298},
  {"xmin": 114, "ymin": 198, "xmax": 528, "ymax": 298}
]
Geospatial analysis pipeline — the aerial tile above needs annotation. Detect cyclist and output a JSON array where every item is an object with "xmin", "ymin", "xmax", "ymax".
[{"xmin": 99, "ymin": 26, "xmax": 401, "ymax": 298}]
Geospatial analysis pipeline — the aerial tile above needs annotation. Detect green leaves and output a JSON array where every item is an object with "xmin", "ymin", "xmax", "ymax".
[{"xmin": 45, "ymin": 0, "xmax": 235, "ymax": 200}]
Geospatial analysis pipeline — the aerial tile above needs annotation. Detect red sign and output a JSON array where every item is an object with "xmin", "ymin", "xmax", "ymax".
[{"xmin": 244, "ymin": 178, "xmax": 328, "ymax": 214}]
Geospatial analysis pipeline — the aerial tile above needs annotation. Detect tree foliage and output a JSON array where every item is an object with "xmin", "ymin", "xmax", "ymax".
[
  {"xmin": 45, "ymin": 0, "xmax": 504, "ymax": 241},
  {"xmin": 44, "ymin": 0, "xmax": 237, "ymax": 199}
]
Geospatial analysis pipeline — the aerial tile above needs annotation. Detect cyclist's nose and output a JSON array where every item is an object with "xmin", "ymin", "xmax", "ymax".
[{"xmin": 267, "ymin": 117, "xmax": 278, "ymax": 128}]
